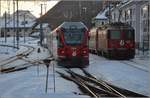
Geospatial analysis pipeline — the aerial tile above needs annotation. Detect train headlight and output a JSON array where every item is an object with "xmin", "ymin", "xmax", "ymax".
[
  {"xmin": 83, "ymin": 50, "xmax": 86, "ymax": 54},
  {"xmin": 61, "ymin": 50, "xmax": 65, "ymax": 54}
]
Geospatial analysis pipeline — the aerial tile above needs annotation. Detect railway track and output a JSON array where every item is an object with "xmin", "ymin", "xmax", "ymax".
[
  {"xmin": 0, "ymin": 44, "xmax": 18, "ymax": 49},
  {"xmin": 0, "ymin": 45, "xmax": 35, "ymax": 72},
  {"xmin": 1, "ymin": 58, "xmax": 45, "ymax": 73},
  {"xmin": 57, "ymin": 68, "xmax": 147, "ymax": 97}
]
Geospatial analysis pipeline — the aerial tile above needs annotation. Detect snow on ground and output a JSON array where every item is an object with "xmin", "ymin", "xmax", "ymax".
[
  {"xmin": 0, "ymin": 37, "xmax": 150, "ymax": 97},
  {"xmin": 0, "ymin": 37, "xmax": 89, "ymax": 98},
  {"xmin": 84, "ymin": 54, "xmax": 150, "ymax": 96},
  {"xmin": 0, "ymin": 65, "xmax": 88, "ymax": 98}
]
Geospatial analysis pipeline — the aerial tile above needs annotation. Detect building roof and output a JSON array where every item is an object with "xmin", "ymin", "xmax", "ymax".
[
  {"xmin": 116, "ymin": 0, "xmax": 148, "ymax": 10},
  {"xmin": 0, "ymin": 10, "xmax": 36, "ymax": 28},
  {"xmin": 95, "ymin": 7, "xmax": 109, "ymax": 20},
  {"xmin": 36, "ymin": 1, "xmax": 103, "ymax": 29}
]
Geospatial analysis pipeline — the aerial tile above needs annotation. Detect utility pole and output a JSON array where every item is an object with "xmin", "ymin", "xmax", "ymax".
[
  {"xmin": 16, "ymin": 0, "xmax": 19, "ymax": 49},
  {"xmin": 0, "ymin": 0, "xmax": 1, "ymax": 38},
  {"xmin": 13, "ymin": 0, "xmax": 15, "ymax": 47},
  {"xmin": 40, "ymin": 4, "xmax": 43, "ymax": 46},
  {"xmin": 23, "ymin": 13, "xmax": 26, "ymax": 43},
  {"xmin": 4, "ymin": 12, "xmax": 7, "ymax": 43},
  {"xmin": 148, "ymin": 5, "xmax": 149, "ymax": 51},
  {"xmin": 108, "ymin": 1, "xmax": 111, "ymax": 24},
  {"xmin": 79, "ymin": 1, "xmax": 81, "ymax": 19},
  {"xmin": 0, "ymin": 0, "xmax": 1, "ymax": 71},
  {"xmin": 44, "ymin": 2, "xmax": 47, "ymax": 14},
  {"xmin": 7, "ymin": 0, "xmax": 10, "ymax": 20}
]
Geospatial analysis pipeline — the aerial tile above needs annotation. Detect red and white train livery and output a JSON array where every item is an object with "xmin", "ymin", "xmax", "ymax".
[{"xmin": 47, "ymin": 22, "xmax": 89, "ymax": 67}]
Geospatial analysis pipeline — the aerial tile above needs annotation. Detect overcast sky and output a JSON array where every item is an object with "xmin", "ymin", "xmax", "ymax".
[{"xmin": 0, "ymin": 0, "xmax": 59, "ymax": 17}]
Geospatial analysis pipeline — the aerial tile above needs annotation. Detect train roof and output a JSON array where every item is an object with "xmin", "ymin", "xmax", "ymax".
[
  {"xmin": 99, "ymin": 22, "xmax": 134, "ymax": 29},
  {"xmin": 108, "ymin": 22, "xmax": 131, "ymax": 27},
  {"xmin": 59, "ymin": 22, "xmax": 87, "ymax": 29}
]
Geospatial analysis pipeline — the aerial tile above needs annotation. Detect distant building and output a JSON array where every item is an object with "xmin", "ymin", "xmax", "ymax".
[
  {"xmin": 111, "ymin": 0, "xmax": 150, "ymax": 51},
  {"xmin": 0, "ymin": 10, "xmax": 37, "ymax": 37},
  {"xmin": 92, "ymin": 8, "xmax": 109, "ymax": 27}
]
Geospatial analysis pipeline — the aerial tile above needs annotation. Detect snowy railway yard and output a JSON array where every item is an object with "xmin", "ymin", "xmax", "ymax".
[{"xmin": 0, "ymin": 37, "xmax": 149, "ymax": 98}]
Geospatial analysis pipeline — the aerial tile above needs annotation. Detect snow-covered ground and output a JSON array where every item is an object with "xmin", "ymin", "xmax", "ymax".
[
  {"xmin": 0, "ymin": 37, "xmax": 149, "ymax": 97},
  {"xmin": 85, "ymin": 54, "xmax": 150, "ymax": 96},
  {"xmin": 0, "ymin": 37, "xmax": 89, "ymax": 98}
]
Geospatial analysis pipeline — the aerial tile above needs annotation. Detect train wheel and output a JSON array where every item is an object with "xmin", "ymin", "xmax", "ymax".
[{"xmin": 97, "ymin": 51, "xmax": 101, "ymax": 56}]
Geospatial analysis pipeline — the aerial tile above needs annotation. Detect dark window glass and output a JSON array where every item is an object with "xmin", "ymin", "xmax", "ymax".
[
  {"xmin": 110, "ymin": 30, "xmax": 120, "ymax": 39},
  {"xmin": 124, "ymin": 30, "xmax": 134, "ymax": 39},
  {"xmin": 64, "ymin": 29, "xmax": 84, "ymax": 45}
]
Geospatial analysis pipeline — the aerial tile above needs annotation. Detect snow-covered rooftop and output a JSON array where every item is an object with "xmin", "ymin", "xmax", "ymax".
[
  {"xmin": 0, "ymin": 10, "xmax": 37, "ymax": 28},
  {"xmin": 35, "ymin": 23, "xmax": 50, "ymax": 29},
  {"xmin": 95, "ymin": 7, "xmax": 109, "ymax": 20}
]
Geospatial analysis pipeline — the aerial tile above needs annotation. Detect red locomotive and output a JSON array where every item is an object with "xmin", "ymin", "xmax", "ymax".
[
  {"xmin": 47, "ymin": 22, "xmax": 89, "ymax": 67},
  {"xmin": 89, "ymin": 22, "xmax": 135, "ymax": 59}
]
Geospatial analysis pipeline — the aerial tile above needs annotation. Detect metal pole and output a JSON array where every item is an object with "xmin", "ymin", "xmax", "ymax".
[
  {"xmin": 45, "ymin": 65, "xmax": 49, "ymax": 93},
  {"xmin": 108, "ymin": 1, "xmax": 111, "ymax": 23},
  {"xmin": 148, "ymin": 5, "xmax": 149, "ymax": 51},
  {"xmin": 40, "ymin": 4, "xmax": 43, "ymax": 46},
  {"xmin": 7, "ymin": 0, "xmax": 10, "ymax": 20},
  {"xmin": 79, "ymin": 1, "xmax": 81, "ymax": 18},
  {"xmin": 37, "ymin": 48, "xmax": 41, "ymax": 76},
  {"xmin": 24, "ymin": 13, "xmax": 26, "ymax": 43},
  {"xmin": 4, "ymin": 12, "xmax": 7, "ymax": 43},
  {"xmin": 13, "ymin": 0, "xmax": 15, "ymax": 47},
  {"xmin": 53, "ymin": 61, "xmax": 55, "ymax": 93},
  {"xmin": 0, "ymin": 0, "xmax": 1, "ymax": 38},
  {"xmin": 16, "ymin": 0, "xmax": 19, "ymax": 49}
]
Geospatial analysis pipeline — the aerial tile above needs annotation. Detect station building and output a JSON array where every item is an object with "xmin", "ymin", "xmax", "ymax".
[{"xmin": 0, "ymin": 10, "xmax": 37, "ymax": 37}]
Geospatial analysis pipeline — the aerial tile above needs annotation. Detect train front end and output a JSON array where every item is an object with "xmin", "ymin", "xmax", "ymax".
[
  {"xmin": 107, "ymin": 23, "xmax": 135, "ymax": 59},
  {"xmin": 57, "ymin": 22, "xmax": 89, "ymax": 68}
]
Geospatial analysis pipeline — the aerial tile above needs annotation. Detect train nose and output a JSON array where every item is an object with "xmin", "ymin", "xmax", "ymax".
[
  {"xmin": 71, "ymin": 47, "xmax": 77, "ymax": 56},
  {"xmin": 72, "ymin": 51, "xmax": 77, "ymax": 56}
]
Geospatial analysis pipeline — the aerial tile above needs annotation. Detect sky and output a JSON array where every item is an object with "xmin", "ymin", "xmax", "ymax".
[{"xmin": 0, "ymin": 0, "xmax": 59, "ymax": 18}]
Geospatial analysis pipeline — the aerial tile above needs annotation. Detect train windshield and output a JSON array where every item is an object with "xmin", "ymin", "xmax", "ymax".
[
  {"xmin": 110, "ymin": 30, "xmax": 120, "ymax": 39},
  {"xmin": 64, "ymin": 29, "xmax": 84, "ymax": 45}
]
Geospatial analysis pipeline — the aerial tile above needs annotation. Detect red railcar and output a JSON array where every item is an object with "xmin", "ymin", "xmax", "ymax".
[
  {"xmin": 47, "ymin": 22, "xmax": 89, "ymax": 67},
  {"xmin": 89, "ymin": 22, "xmax": 135, "ymax": 59}
]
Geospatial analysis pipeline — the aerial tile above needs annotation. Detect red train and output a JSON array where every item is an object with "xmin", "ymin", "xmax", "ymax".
[
  {"xmin": 89, "ymin": 22, "xmax": 135, "ymax": 59},
  {"xmin": 47, "ymin": 22, "xmax": 89, "ymax": 67}
]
